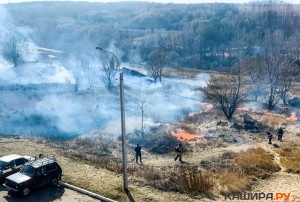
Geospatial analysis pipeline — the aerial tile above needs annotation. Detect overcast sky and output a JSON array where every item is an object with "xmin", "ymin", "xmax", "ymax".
[{"xmin": 0, "ymin": 0, "xmax": 299, "ymax": 4}]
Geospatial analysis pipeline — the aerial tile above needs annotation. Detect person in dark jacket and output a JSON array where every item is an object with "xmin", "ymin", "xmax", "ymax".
[
  {"xmin": 135, "ymin": 144, "xmax": 142, "ymax": 164},
  {"xmin": 266, "ymin": 131, "xmax": 272, "ymax": 144},
  {"xmin": 277, "ymin": 127, "xmax": 284, "ymax": 142},
  {"xmin": 174, "ymin": 143, "xmax": 183, "ymax": 161}
]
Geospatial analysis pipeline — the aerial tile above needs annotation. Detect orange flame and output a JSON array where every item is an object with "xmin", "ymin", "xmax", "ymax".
[
  {"xmin": 286, "ymin": 112, "xmax": 298, "ymax": 122},
  {"xmin": 171, "ymin": 129, "xmax": 210, "ymax": 143},
  {"xmin": 237, "ymin": 107, "xmax": 250, "ymax": 112},
  {"xmin": 189, "ymin": 102, "xmax": 213, "ymax": 118},
  {"xmin": 199, "ymin": 102, "xmax": 213, "ymax": 113}
]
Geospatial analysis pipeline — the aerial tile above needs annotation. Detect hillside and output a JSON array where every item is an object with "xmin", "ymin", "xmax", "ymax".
[{"xmin": 4, "ymin": 1, "xmax": 300, "ymax": 70}]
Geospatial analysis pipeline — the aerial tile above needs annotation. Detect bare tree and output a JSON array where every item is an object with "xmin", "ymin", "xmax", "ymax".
[
  {"xmin": 101, "ymin": 55, "xmax": 117, "ymax": 90},
  {"xmin": 147, "ymin": 34, "xmax": 172, "ymax": 82},
  {"xmin": 172, "ymin": 33, "xmax": 184, "ymax": 74},
  {"xmin": 148, "ymin": 50, "xmax": 165, "ymax": 83},
  {"xmin": 252, "ymin": 54, "xmax": 299, "ymax": 109},
  {"xmin": 2, "ymin": 32, "xmax": 28, "ymax": 67},
  {"xmin": 258, "ymin": 29, "xmax": 288, "ymax": 110},
  {"xmin": 246, "ymin": 58, "xmax": 266, "ymax": 101},
  {"xmin": 278, "ymin": 57, "xmax": 299, "ymax": 106},
  {"xmin": 205, "ymin": 62, "xmax": 250, "ymax": 120},
  {"xmin": 264, "ymin": 54, "xmax": 282, "ymax": 110},
  {"xmin": 65, "ymin": 76, "xmax": 78, "ymax": 93},
  {"xmin": 81, "ymin": 59, "xmax": 93, "ymax": 90},
  {"xmin": 134, "ymin": 88, "xmax": 147, "ymax": 137}
]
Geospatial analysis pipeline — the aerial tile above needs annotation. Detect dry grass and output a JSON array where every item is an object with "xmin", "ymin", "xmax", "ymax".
[
  {"xmin": 260, "ymin": 114, "xmax": 286, "ymax": 128},
  {"xmin": 50, "ymin": 135, "xmax": 281, "ymax": 199},
  {"xmin": 48, "ymin": 135, "xmax": 125, "ymax": 173},
  {"xmin": 127, "ymin": 129, "xmax": 180, "ymax": 154},
  {"xmin": 133, "ymin": 166, "xmax": 163, "ymax": 182},
  {"xmin": 132, "ymin": 165, "xmax": 213, "ymax": 195},
  {"xmin": 279, "ymin": 147, "xmax": 300, "ymax": 173},
  {"xmin": 177, "ymin": 123, "xmax": 197, "ymax": 134},
  {"xmin": 235, "ymin": 148, "xmax": 281, "ymax": 178},
  {"xmin": 51, "ymin": 135, "xmax": 214, "ymax": 196},
  {"xmin": 218, "ymin": 172, "xmax": 251, "ymax": 195},
  {"xmin": 161, "ymin": 166, "xmax": 213, "ymax": 194},
  {"xmin": 63, "ymin": 151, "xmax": 123, "ymax": 173},
  {"xmin": 215, "ymin": 148, "xmax": 280, "ymax": 195}
]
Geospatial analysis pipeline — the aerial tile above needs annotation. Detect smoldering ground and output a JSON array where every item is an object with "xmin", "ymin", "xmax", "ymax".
[
  {"xmin": 0, "ymin": 64, "xmax": 209, "ymax": 138},
  {"xmin": 0, "ymin": 5, "xmax": 209, "ymax": 139},
  {"xmin": 0, "ymin": 51, "xmax": 209, "ymax": 137}
]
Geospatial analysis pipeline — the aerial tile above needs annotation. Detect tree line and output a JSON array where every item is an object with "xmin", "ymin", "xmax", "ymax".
[
  {"xmin": 4, "ymin": 1, "xmax": 300, "ymax": 69},
  {"xmin": 2, "ymin": 1, "xmax": 300, "ymax": 120}
]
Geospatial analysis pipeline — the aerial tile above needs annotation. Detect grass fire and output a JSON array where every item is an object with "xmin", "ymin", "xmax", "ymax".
[
  {"xmin": 286, "ymin": 112, "xmax": 298, "ymax": 122},
  {"xmin": 0, "ymin": 1, "xmax": 300, "ymax": 202}
]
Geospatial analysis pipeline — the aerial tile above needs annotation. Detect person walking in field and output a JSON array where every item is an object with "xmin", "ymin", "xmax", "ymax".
[
  {"xmin": 277, "ymin": 127, "xmax": 284, "ymax": 142},
  {"xmin": 174, "ymin": 143, "xmax": 183, "ymax": 161},
  {"xmin": 266, "ymin": 131, "xmax": 272, "ymax": 144},
  {"xmin": 135, "ymin": 144, "xmax": 142, "ymax": 164}
]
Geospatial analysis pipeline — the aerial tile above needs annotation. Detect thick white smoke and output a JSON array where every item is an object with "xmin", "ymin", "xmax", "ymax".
[{"xmin": 0, "ymin": 5, "xmax": 210, "ymax": 138}]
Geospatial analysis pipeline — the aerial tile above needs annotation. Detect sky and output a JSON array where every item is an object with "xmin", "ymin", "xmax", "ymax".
[{"xmin": 0, "ymin": 0, "xmax": 299, "ymax": 4}]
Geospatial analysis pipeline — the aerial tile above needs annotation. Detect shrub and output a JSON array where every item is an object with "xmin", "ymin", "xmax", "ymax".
[
  {"xmin": 128, "ymin": 131, "xmax": 180, "ymax": 154},
  {"xmin": 177, "ymin": 123, "xmax": 197, "ymax": 134},
  {"xmin": 235, "ymin": 148, "xmax": 281, "ymax": 178},
  {"xmin": 214, "ymin": 148, "xmax": 280, "ymax": 195},
  {"xmin": 280, "ymin": 147, "xmax": 300, "ymax": 173},
  {"xmin": 162, "ymin": 166, "xmax": 213, "ymax": 194},
  {"xmin": 134, "ymin": 165, "xmax": 213, "ymax": 195},
  {"xmin": 219, "ymin": 172, "xmax": 251, "ymax": 195}
]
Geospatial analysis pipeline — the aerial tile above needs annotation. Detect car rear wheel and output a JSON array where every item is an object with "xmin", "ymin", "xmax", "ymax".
[
  {"xmin": 22, "ymin": 187, "xmax": 30, "ymax": 196},
  {"xmin": 50, "ymin": 177, "xmax": 58, "ymax": 186}
]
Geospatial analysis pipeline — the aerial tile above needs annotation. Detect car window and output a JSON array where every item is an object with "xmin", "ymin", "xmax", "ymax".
[
  {"xmin": 20, "ymin": 165, "xmax": 35, "ymax": 177},
  {"xmin": 22, "ymin": 158, "xmax": 29, "ymax": 163},
  {"xmin": 5, "ymin": 161, "xmax": 15, "ymax": 169},
  {"xmin": 15, "ymin": 158, "xmax": 26, "ymax": 166},
  {"xmin": 0, "ymin": 160, "xmax": 7, "ymax": 170},
  {"xmin": 45, "ymin": 163, "xmax": 57, "ymax": 173},
  {"xmin": 35, "ymin": 167, "xmax": 43, "ymax": 176}
]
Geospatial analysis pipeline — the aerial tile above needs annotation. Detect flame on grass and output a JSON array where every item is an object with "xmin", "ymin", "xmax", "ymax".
[
  {"xmin": 189, "ymin": 102, "xmax": 213, "ymax": 118},
  {"xmin": 171, "ymin": 129, "xmax": 213, "ymax": 143},
  {"xmin": 200, "ymin": 102, "xmax": 213, "ymax": 113},
  {"xmin": 237, "ymin": 107, "xmax": 250, "ymax": 112},
  {"xmin": 286, "ymin": 112, "xmax": 298, "ymax": 122}
]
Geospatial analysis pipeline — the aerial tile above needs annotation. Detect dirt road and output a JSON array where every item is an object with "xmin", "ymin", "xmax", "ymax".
[{"xmin": 0, "ymin": 184, "xmax": 99, "ymax": 202}]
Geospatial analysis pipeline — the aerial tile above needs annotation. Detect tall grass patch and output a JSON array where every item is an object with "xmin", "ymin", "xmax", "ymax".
[
  {"xmin": 280, "ymin": 147, "xmax": 300, "ymax": 173},
  {"xmin": 216, "ymin": 148, "xmax": 280, "ymax": 195},
  {"xmin": 163, "ymin": 166, "xmax": 213, "ymax": 194},
  {"xmin": 235, "ymin": 148, "xmax": 281, "ymax": 178},
  {"xmin": 132, "ymin": 165, "xmax": 213, "ymax": 195},
  {"xmin": 218, "ymin": 172, "xmax": 251, "ymax": 195}
]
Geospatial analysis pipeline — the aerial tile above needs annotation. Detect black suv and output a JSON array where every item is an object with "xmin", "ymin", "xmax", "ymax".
[{"xmin": 3, "ymin": 155, "xmax": 62, "ymax": 196}]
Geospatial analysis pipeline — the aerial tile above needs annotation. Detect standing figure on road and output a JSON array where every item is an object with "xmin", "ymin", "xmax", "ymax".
[
  {"xmin": 174, "ymin": 143, "xmax": 183, "ymax": 161},
  {"xmin": 277, "ymin": 127, "xmax": 284, "ymax": 142},
  {"xmin": 135, "ymin": 144, "xmax": 142, "ymax": 164},
  {"xmin": 266, "ymin": 131, "xmax": 272, "ymax": 144}
]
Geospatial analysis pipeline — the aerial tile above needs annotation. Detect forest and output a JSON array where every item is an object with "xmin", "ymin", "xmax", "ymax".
[{"xmin": 4, "ymin": 1, "xmax": 300, "ymax": 70}]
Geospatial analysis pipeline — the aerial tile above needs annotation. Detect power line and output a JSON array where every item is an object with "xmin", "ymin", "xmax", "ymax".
[{"xmin": 124, "ymin": 79, "xmax": 203, "ymax": 103}]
